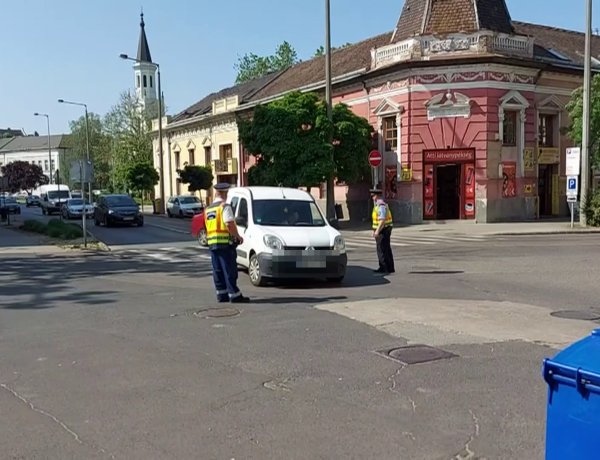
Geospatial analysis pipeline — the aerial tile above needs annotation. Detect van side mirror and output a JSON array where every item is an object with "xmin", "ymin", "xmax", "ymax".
[{"xmin": 235, "ymin": 216, "xmax": 247, "ymax": 227}]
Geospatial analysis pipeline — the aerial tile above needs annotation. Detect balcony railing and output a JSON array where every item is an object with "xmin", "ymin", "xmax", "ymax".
[
  {"xmin": 372, "ymin": 32, "xmax": 534, "ymax": 69},
  {"xmin": 212, "ymin": 158, "xmax": 238, "ymax": 175}
]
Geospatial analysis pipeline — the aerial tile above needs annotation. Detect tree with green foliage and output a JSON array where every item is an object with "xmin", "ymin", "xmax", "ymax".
[
  {"xmin": 104, "ymin": 91, "xmax": 161, "ymax": 192},
  {"xmin": 125, "ymin": 162, "xmax": 160, "ymax": 210},
  {"xmin": 235, "ymin": 41, "xmax": 299, "ymax": 83},
  {"xmin": 314, "ymin": 42, "xmax": 352, "ymax": 57},
  {"xmin": 566, "ymin": 75, "xmax": 600, "ymax": 169},
  {"xmin": 177, "ymin": 165, "xmax": 214, "ymax": 195},
  {"xmin": 1, "ymin": 161, "xmax": 48, "ymax": 193},
  {"xmin": 238, "ymin": 91, "xmax": 372, "ymax": 189},
  {"xmin": 64, "ymin": 113, "xmax": 112, "ymax": 190}
]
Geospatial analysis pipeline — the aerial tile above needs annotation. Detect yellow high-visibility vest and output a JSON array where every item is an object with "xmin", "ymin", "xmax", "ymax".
[
  {"xmin": 372, "ymin": 203, "xmax": 393, "ymax": 230},
  {"xmin": 205, "ymin": 203, "xmax": 231, "ymax": 247}
]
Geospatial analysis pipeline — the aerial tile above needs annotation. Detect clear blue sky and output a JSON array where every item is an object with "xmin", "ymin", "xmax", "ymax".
[{"xmin": 1, "ymin": 0, "xmax": 597, "ymax": 135}]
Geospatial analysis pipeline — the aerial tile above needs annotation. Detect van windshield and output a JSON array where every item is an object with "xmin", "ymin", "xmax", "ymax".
[
  {"xmin": 252, "ymin": 200, "xmax": 326, "ymax": 227},
  {"xmin": 47, "ymin": 190, "xmax": 70, "ymax": 200}
]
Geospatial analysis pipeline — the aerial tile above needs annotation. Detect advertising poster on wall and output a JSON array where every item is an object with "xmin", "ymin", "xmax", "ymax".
[
  {"xmin": 463, "ymin": 163, "xmax": 476, "ymax": 218},
  {"xmin": 424, "ymin": 164, "xmax": 435, "ymax": 218},
  {"xmin": 385, "ymin": 165, "xmax": 398, "ymax": 200},
  {"xmin": 502, "ymin": 161, "xmax": 517, "ymax": 198}
]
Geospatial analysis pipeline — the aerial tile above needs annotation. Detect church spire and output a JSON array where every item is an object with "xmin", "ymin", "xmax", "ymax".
[{"xmin": 137, "ymin": 11, "xmax": 152, "ymax": 63}]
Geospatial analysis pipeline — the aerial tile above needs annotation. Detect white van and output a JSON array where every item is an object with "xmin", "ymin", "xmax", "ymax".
[
  {"xmin": 227, "ymin": 186, "xmax": 347, "ymax": 286},
  {"xmin": 35, "ymin": 184, "xmax": 71, "ymax": 215}
]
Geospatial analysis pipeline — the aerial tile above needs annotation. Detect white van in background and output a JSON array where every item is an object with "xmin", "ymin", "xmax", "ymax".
[{"xmin": 35, "ymin": 184, "xmax": 71, "ymax": 215}]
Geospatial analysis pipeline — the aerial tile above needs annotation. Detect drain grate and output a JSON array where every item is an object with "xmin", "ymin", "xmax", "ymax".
[
  {"xmin": 376, "ymin": 345, "xmax": 458, "ymax": 365},
  {"xmin": 409, "ymin": 270, "xmax": 464, "ymax": 275},
  {"xmin": 550, "ymin": 310, "xmax": 600, "ymax": 321},
  {"xmin": 186, "ymin": 307, "xmax": 241, "ymax": 319}
]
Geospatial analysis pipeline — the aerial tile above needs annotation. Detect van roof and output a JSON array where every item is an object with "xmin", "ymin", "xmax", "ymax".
[{"xmin": 232, "ymin": 186, "xmax": 314, "ymax": 202}]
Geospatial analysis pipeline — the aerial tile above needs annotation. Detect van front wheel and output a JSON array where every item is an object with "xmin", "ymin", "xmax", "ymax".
[{"xmin": 248, "ymin": 254, "xmax": 265, "ymax": 287}]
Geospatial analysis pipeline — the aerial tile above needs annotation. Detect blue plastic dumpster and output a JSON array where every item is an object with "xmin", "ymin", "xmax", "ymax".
[{"xmin": 543, "ymin": 329, "xmax": 600, "ymax": 460}]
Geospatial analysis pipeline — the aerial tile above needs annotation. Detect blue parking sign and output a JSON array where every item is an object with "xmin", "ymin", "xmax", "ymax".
[{"xmin": 566, "ymin": 175, "xmax": 578, "ymax": 199}]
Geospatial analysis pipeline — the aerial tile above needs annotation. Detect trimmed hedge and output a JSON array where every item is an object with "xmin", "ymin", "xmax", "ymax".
[
  {"xmin": 21, "ymin": 219, "xmax": 84, "ymax": 240},
  {"xmin": 582, "ymin": 189, "xmax": 600, "ymax": 227}
]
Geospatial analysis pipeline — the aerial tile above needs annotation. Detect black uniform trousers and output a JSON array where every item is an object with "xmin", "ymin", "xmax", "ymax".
[
  {"xmin": 210, "ymin": 245, "xmax": 242, "ymax": 302},
  {"xmin": 376, "ymin": 226, "xmax": 395, "ymax": 273}
]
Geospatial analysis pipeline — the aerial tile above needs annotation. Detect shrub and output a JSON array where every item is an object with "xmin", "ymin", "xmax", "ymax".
[
  {"xmin": 582, "ymin": 189, "xmax": 600, "ymax": 227},
  {"xmin": 21, "ymin": 219, "xmax": 84, "ymax": 239},
  {"xmin": 21, "ymin": 220, "xmax": 47, "ymax": 234}
]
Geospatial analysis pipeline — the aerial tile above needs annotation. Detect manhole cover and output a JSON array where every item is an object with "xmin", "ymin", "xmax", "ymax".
[
  {"xmin": 376, "ymin": 345, "xmax": 458, "ymax": 365},
  {"xmin": 409, "ymin": 270, "xmax": 464, "ymax": 275},
  {"xmin": 550, "ymin": 310, "xmax": 600, "ymax": 321},
  {"xmin": 189, "ymin": 308, "xmax": 240, "ymax": 319}
]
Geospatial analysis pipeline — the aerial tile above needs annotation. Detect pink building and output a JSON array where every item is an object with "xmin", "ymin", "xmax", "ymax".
[{"xmin": 327, "ymin": 0, "xmax": 597, "ymax": 223}]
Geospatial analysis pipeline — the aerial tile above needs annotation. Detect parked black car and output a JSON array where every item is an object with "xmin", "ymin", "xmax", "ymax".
[
  {"xmin": 94, "ymin": 194, "xmax": 143, "ymax": 227},
  {"xmin": 0, "ymin": 196, "xmax": 21, "ymax": 215}
]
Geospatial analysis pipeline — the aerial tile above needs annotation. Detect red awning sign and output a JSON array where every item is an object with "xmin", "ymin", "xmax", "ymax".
[{"xmin": 368, "ymin": 150, "xmax": 382, "ymax": 167}]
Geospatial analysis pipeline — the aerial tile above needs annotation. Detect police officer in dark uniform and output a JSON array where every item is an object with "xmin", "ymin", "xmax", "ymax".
[
  {"xmin": 204, "ymin": 183, "xmax": 250, "ymax": 303},
  {"xmin": 371, "ymin": 188, "xmax": 395, "ymax": 274}
]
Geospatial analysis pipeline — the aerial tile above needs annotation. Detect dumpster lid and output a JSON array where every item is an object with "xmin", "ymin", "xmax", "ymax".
[{"xmin": 550, "ymin": 329, "xmax": 600, "ymax": 371}]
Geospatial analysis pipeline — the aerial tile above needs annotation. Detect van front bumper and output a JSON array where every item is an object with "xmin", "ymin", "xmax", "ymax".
[{"xmin": 257, "ymin": 249, "xmax": 347, "ymax": 279}]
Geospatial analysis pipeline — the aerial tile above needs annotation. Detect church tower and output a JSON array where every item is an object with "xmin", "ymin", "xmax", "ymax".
[{"xmin": 133, "ymin": 12, "xmax": 157, "ymax": 109}]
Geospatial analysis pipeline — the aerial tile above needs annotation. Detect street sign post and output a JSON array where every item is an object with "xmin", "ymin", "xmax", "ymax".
[
  {"xmin": 368, "ymin": 150, "xmax": 382, "ymax": 168},
  {"xmin": 566, "ymin": 147, "xmax": 581, "ymax": 176},
  {"xmin": 566, "ymin": 175, "xmax": 579, "ymax": 228}
]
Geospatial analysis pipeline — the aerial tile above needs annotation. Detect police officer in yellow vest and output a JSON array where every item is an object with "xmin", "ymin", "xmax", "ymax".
[
  {"xmin": 371, "ymin": 188, "xmax": 395, "ymax": 274},
  {"xmin": 205, "ymin": 183, "xmax": 250, "ymax": 303}
]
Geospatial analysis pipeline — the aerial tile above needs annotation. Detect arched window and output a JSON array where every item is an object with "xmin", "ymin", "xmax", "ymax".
[
  {"xmin": 136, "ymin": 75, "xmax": 140, "ymax": 88},
  {"xmin": 150, "ymin": 76, "xmax": 153, "ymax": 88},
  {"xmin": 143, "ymin": 75, "xmax": 147, "ymax": 88}
]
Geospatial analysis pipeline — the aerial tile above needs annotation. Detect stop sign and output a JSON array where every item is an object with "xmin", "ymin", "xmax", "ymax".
[{"xmin": 368, "ymin": 150, "xmax": 382, "ymax": 167}]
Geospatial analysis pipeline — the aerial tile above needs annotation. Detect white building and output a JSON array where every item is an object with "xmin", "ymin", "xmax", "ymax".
[{"xmin": 0, "ymin": 134, "xmax": 71, "ymax": 183}]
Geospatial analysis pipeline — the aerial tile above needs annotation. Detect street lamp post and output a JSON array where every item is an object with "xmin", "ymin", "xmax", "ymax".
[
  {"xmin": 581, "ymin": 0, "xmax": 593, "ymax": 226},
  {"xmin": 58, "ymin": 98, "xmax": 91, "ymax": 247},
  {"xmin": 33, "ymin": 113, "xmax": 53, "ymax": 185},
  {"xmin": 119, "ymin": 53, "xmax": 165, "ymax": 214},
  {"xmin": 324, "ymin": 0, "xmax": 337, "ymax": 226}
]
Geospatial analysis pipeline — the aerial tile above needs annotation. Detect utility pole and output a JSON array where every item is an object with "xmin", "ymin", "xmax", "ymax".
[
  {"xmin": 325, "ymin": 0, "xmax": 337, "ymax": 226},
  {"xmin": 581, "ymin": 0, "xmax": 592, "ymax": 226}
]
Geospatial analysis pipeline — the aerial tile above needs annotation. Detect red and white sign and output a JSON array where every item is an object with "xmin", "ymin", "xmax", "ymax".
[
  {"xmin": 423, "ymin": 149, "xmax": 475, "ymax": 163},
  {"xmin": 368, "ymin": 150, "xmax": 382, "ymax": 167}
]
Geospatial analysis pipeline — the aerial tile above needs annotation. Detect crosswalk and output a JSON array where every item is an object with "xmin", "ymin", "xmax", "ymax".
[
  {"xmin": 342, "ymin": 232, "xmax": 491, "ymax": 250},
  {"xmin": 113, "ymin": 232, "xmax": 492, "ymax": 264},
  {"xmin": 116, "ymin": 246, "xmax": 211, "ymax": 264}
]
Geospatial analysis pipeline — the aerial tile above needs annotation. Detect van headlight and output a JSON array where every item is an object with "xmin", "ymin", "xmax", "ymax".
[
  {"xmin": 263, "ymin": 234, "xmax": 283, "ymax": 250},
  {"xmin": 333, "ymin": 235, "xmax": 346, "ymax": 251}
]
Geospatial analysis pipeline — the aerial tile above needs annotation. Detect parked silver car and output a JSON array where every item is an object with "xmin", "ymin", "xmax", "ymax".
[
  {"xmin": 167, "ymin": 195, "xmax": 203, "ymax": 218},
  {"xmin": 61, "ymin": 198, "xmax": 94, "ymax": 220}
]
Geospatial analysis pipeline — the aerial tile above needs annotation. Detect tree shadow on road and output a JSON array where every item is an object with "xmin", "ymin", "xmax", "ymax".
[{"xmin": 0, "ymin": 252, "xmax": 389, "ymax": 311}]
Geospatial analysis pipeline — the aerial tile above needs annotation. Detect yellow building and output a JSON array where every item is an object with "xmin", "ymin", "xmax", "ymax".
[{"xmin": 151, "ymin": 73, "xmax": 282, "ymax": 205}]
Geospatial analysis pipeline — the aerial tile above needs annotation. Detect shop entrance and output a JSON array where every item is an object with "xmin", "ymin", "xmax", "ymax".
[
  {"xmin": 436, "ymin": 164, "xmax": 460, "ymax": 219},
  {"xmin": 538, "ymin": 164, "xmax": 558, "ymax": 217},
  {"xmin": 423, "ymin": 149, "xmax": 476, "ymax": 220}
]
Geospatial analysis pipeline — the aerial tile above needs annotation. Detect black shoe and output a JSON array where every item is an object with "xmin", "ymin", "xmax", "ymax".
[
  {"xmin": 217, "ymin": 298, "xmax": 229, "ymax": 303},
  {"xmin": 230, "ymin": 295, "xmax": 250, "ymax": 304},
  {"xmin": 373, "ymin": 268, "xmax": 388, "ymax": 274},
  {"xmin": 388, "ymin": 269, "xmax": 395, "ymax": 274}
]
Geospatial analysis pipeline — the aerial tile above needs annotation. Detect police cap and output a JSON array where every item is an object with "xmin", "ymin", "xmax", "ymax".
[
  {"xmin": 369, "ymin": 188, "xmax": 383, "ymax": 195},
  {"xmin": 214, "ymin": 182, "xmax": 231, "ymax": 191}
]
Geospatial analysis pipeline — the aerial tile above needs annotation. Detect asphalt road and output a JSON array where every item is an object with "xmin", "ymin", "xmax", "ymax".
[{"xmin": 2, "ymin": 230, "xmax": 600, "ymax": 459}]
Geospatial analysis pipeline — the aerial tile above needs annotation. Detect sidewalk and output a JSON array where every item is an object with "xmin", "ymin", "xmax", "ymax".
[
  {"xmin": 0, "ymin": 224, "xmax": 63, "ymax": 254},
  {"xmin": 340, "ymin": 219, "xmax": 600, "ymax": 237}
]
